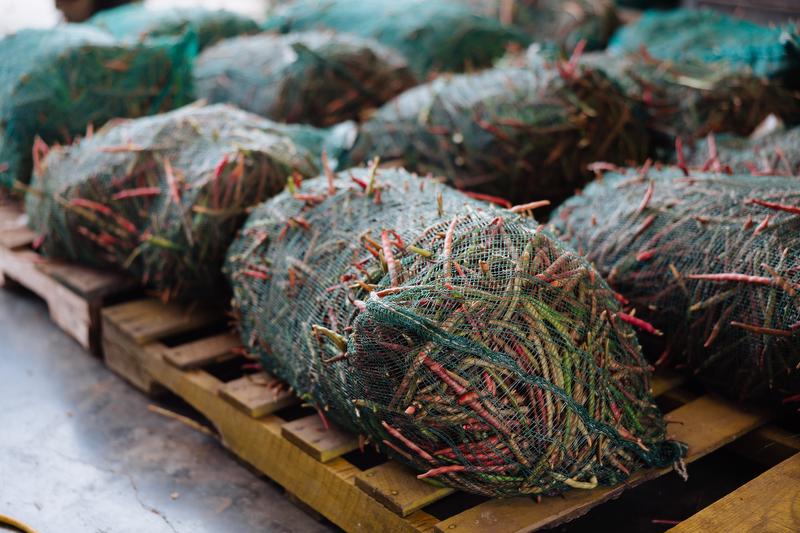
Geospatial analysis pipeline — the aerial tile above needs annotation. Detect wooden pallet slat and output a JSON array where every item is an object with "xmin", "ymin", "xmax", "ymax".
[
  {"xmin": 104, "ymin": 299, "xmax": 219, "ymax": 344},
  {"xmin": 0, "ymin": 225, "xmax": 35, "ymax": 249},
  {"xmin": 282, "ymin": 414, "xmax": 360, "ymax": 463},
  {"xmin": 163, "ymin": 332, "xmax": 240, "ymax": 369},
  {"xmin": 651, "ymin": 370, "xmax": 687, "ymax": 397},
  {"xmin": 669, "ymin": 453, "xmax": 800, "ymax": 533},
  {"xmin": 103, "ymin": 299, "xmax": 219, "ymax": 393},
  {"xmin": 220, "ymin": 372, "xmax": 298, "ymax": 418},
  {"xmin": 356, "ymin": 462, "xmax": 455, "ymax": 518}
]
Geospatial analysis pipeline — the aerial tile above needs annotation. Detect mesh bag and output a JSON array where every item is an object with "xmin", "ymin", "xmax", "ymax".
[
  {"xmin": 194, "ymin": 31, "xmax": 417, "ymax": 127},
  {"xmin": 567, "ymin": 50, "xmax": 800, "ymax": 141},
  {"xmin": 226, "ymin": 167, "xmax": 685, "ymax": 497},
  {"xmin": 335, "ymin": 66, "xmax": 649, "ymax": 205},
  {"xmin": 263, "ymin": 0, "xmax": 529, "ymax": 78},
  {"xmin": 0, "ymin": 26, "xmax": 195, "ymax": 189},
  {"xmin": 552, "ymin": 166, "xmax": 800, "ymax": 404},
  {"xmin": 683, "ymin": 127, "xmax": 800, "ymax": 177},
  {"xmin": 26, "ymin": 104, "xmax": 318, "ymax": 301},
  {"xmin": 88, "ymin": 3, "xmax": 258, "ymax": 50},
  {"xmin": 608, "ymin": 8, "xmax": 800, "ymax": 80},
  {"xmin": 468, "ymin": 0, "xmax": 620, "ymax": 52}
]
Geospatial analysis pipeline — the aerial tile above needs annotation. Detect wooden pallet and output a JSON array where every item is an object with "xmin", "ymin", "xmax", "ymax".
[
  {"xmin": 102, "ymin": 297, "xmax": 800, "ymax": 533},
  {"xmin": 0, "ymin": 203, "xmax": 134, "ymax": 354}
]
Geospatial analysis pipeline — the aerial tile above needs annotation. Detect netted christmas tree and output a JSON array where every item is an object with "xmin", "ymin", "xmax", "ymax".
[
  {"xmin": 608, "ymin": 8, "xmax": 800, "ymax": 80},
  {"xmin": 226, "ymin": 167, "xmax": 685, "ymax": 497},
  {"xmin": 683, "ymin": 126, "xmax": 800, "ymax": 177},
  {"xmin": 335, "ymin": 64, "xmax": 649, "ymax": 206},
  {"xmin": 26, "ymin": 104, "xmax": 319, "ymax": 301},
  {"xmin": 0, "ymin": 25, "xmax": 195, "ymax": 189},
  {"xmin": 263, "ymin": 0, "xmax": 529, "ymax": 78},
  {"xmin": 469, "ymin": 0, "xmax": 620, "ymax": 51},
  {"xmin": 194, "ymin": 31, "xmax": 417, "ymax": 127},
  {"xmin": 88, "ymin": 3, "xmax": 258, "ymax": 50},
  {"xmin": 514, "ymin": 48, "xmax": 800, "ymax": 143},
  {"xmin": 552, "ymin": 166, "xmax": 800, "ymax": 404}
]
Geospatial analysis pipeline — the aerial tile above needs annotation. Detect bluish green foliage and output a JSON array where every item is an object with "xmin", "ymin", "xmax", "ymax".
[
  {"xmin": 609, "ymin": 8, "xmax": 800, "ymax": 79},
  {"xmin": 263, "ymin": 0, "xmax": 529, "ymax": 78},
  {"xmin": 0, "ymin": 25, "xmax": 195, "ymax": 188},
  {"xmin": 88, "ymin": 3, "xmax": 258, "ymax": 50}
]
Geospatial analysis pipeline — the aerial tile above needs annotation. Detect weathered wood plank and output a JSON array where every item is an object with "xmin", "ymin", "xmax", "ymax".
[
  {"xmin": 103, "ymin": 315, "xmax": 163, "ymax": 395},
  {"xmin": 40, "ymin": 261, "xmax": 132, "ymax": 299},
  {"xmin": 356, "ymin": 462, "xmax": 454, "ymax": 517},
  {"xmin": 103, "ymin": 299, "xmax": 219, "ymax": 344},
  {"xmin": 219, "ymin": 372, "xmax": 297, "ymax": 418},
  {"xmin": 432, "ymin": 395, "xmax": 769, "ymax": 533},
  {"xmin": 282, "ymin": 414, "xmax": 359, "ymax": 463},
  {"xmin": 163, "ymin": 333, "xmax": 240, "ymax": 369},
  {"xmin": 0, "ymin": 204, "xmax": 33, "ymax": 250},
  {"xmin": 651, "ymin": 371, "xmax": 686, "ymax": 397},
  {"xmin": 0, "ymin": 226, "xmax": 35, "ymax": 250},
  {"xmin": 669, "ymin": 453, "xmax": 800, "ymax": 533}
]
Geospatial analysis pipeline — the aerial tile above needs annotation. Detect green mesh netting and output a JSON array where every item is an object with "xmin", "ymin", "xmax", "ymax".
[
  {"xmin": 225, "ymin": 167, "xmax": 685, "ymax": 498},
  {"xmin": 570, "ymin": 50, "xmax": 800, "ymax": 142},
  {"xmin": 26, "ymin": 104, "xmax": 319, "ymax": 301},
  {"xmin": 0, "ymin": 25, "xmax": 195, "ymax": 189},
  {"xmin": 469, "ymin": 0, "xmax": 620, "ymax": 52},
  {"xmin": 683, "ymin": 127, "xmax": 800, "ymax": 176},
  {"xmin": 335, "ymin": 65, "xmax": 649, "ymax": 206},
  {"xmin": 262, "ymin": 0, "xmax": 530, "ymax": 78},
  {"xmin": 194, "ymin": 31, "xmax": 417, "ymax": 127},
  {"xmin": 608, "ymin": 8, "xmax": 800, "ymax": 80},
  {"xmin": 88, "ymin": 3, "xmax": 258, "ymax": 50},
  {"xmin": 552, "ymin": 166, "xmax": 800, "ymax": 404}
]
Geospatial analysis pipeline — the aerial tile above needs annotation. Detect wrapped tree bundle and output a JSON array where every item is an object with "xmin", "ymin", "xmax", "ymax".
[
  {"xmin": 684, "ymin": 127, "xmax": 800, "ymax": 177},
  {"xmin": 552, "ymin": 166, "xmax": 800, "ymax": 404},
  {"xmin": 608, "ymin": 9, "xmax": 800, "ymax": 80},
  {"xmin": 26, "ymin": 104, "xmax": 318, "ymax": 301},
  {"xmin": 194, "ymin": 31, "xmax": 417, "ymax": 127},
  {"xmin": 0, "ymin": 26, "xmax": 194, "ymax": 189},
  {"xmin": 470, "ymin": 0, "xmax": 620, "ymax": 51},
  {"xmin": 226, "ymin": 167, "xmax": 685, "ymax": 497},
  {"xmin": 336, "ymin": 66, "xmax": 649, "ymax": 205},
  {"xmin": 263, "ymin": 0, "xmax": 529, "ymax": 78},
  {"xmin": 545, "ymin": 50, "xmax": 800, "ymax": 142},
  {"xmin": 88, "ymin": 3, "xmax": 258, "ymax": 50}
]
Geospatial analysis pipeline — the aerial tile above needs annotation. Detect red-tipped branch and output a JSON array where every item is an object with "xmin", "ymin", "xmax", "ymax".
[
  {"xmin": 462, "ymin": 191, "xmax": 512, "ymax": 208},
  {"xmin": 686, "ymin": 273, "xmax": 775, "ymax": 286},
  {"xmin": 730, "ymin": 321, "xmax": 794, "ymax": 337},
  {"xmin": 636, "ymin": 180, "xmax": 654, "ymax": 215},
  {"xmin": 618, "ymin": 312, "xmax": 662, "ymax": 336},
  {"xmin": 381, "ymin": 421, "xmax": 434, "ymax": 462},
  {"xmin": 748, "ymin": 198, "xmax": 800, "ymax": 216},
  {"xmin": 112, "ymin": 187, "xmax": 161, "ymax": 200},
  {"xmin": 417, "ymin": 465, "xmax": 466, "ymax": 479},
  {"xmin": 509, "ymin": 200, "xmax": 551, "ymax": 214},
  {"xmin": 675, "ymin": 137, "xmax": 688, "ymax": 176}
]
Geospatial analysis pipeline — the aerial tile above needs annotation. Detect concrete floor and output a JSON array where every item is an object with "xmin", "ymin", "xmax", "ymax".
[{"xmin": 0, "ymin": 287, "xmax": 333, "ymax": 533}]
